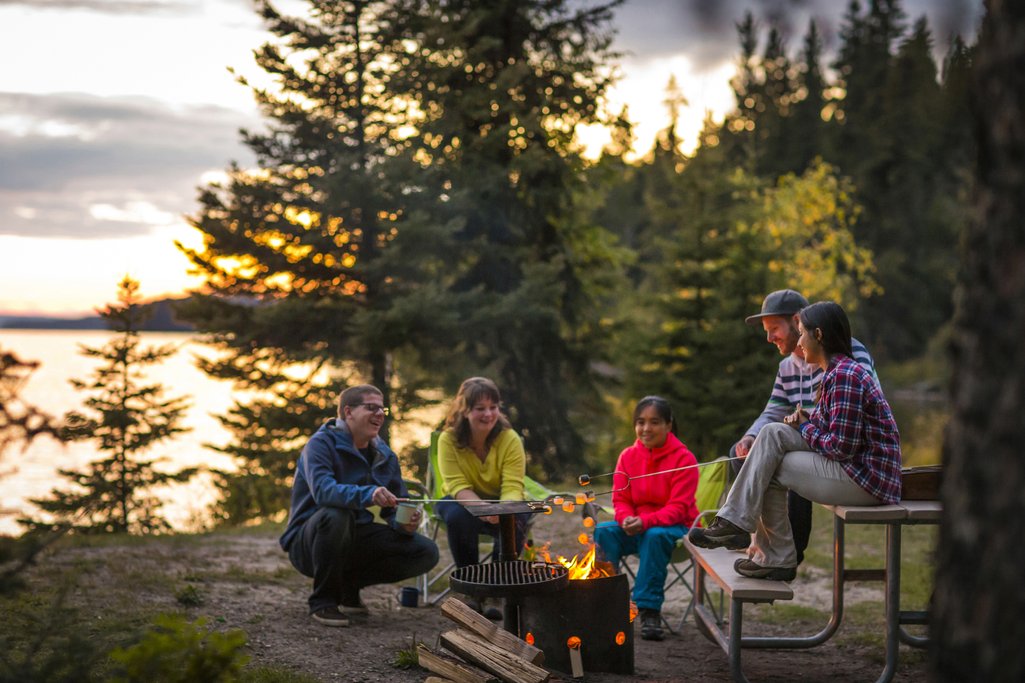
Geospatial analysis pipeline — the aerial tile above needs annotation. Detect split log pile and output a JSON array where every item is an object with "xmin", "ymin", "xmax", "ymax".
[{"xmin": 416, "ymin": 598, "xmax": 549, "ymax": 683}]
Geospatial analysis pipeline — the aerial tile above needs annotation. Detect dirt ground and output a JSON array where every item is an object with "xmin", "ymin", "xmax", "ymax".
[{"xmin": 29, "ymin": 508, "xmax": 930, "ymax": 683}]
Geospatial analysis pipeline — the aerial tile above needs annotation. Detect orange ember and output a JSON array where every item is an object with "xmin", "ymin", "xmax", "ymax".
[
  {"xmin": 629, "ymin": 601, "xmax": 639, "ymax": 623},
  {"xmin": 567, "ymin": 636, "xmax": 582, "ymax": 649},
  {"xmin": 525, "ymin": 632, "xmax": 535, "ymax": 646},
  {"xmin": 615, "ymin": 631, "xmax": 626, "ymax": 645}
]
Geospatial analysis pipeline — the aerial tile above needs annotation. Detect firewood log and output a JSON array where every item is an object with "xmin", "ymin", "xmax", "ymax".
[
  {"xmin": 440, "ymin": 598, "xmax": 545, "ymax": 665},
  {"xmin": 440, "ymin": 629, "xmax": 549, "ymax": 683},
  {"xmin": 416, "ymin": 643, "xmax": 498, "ymax": 683}
]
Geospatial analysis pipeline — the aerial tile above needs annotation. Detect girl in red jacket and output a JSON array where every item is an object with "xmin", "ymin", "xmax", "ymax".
[{"xmin": 594, "ymin": 396, "xmax": 699, "ymax": 641}]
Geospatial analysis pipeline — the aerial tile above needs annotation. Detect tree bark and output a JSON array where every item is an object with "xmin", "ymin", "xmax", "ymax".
[{"xmin": 931, "ymin": 0, "xmax": 1025, "ymax": 680}]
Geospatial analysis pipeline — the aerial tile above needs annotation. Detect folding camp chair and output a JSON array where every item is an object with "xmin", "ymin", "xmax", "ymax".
[
  {"xmin": 410, "ymin": 431, "xmax": 555, "ymax": 605},
  {"xmin": 611, "ymin": 456, "xmax": 731, "ymax": 633}
]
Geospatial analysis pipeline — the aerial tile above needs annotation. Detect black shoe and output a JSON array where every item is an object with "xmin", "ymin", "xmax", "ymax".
[
  {"xmin": 639, "ymin": 609, "xmax": 664, "ymax": 641},
  {"xmin": 340, "ymin": 599, "xmax": 369, "ymax": 619},
  {"xmin": 733, "ymin": 558, "xmax": 796, "ymax": 581},
  {"xmin": 688, "ymin": 517, "xmax": 751, "ymax": 550},
  {"xmin": 311, "ymin": 606, "xmax": 350, "ymax": 627}
]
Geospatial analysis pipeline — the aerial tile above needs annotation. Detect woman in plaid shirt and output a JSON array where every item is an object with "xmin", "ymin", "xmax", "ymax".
[{"xmin": 689, "ymin": 302, "xmax": 902, "ymax": 580}]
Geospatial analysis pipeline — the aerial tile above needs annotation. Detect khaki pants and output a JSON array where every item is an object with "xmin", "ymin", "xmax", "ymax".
[{"xmin": 718, "ymin": 423, "xmax": 880, "ymax": 568}]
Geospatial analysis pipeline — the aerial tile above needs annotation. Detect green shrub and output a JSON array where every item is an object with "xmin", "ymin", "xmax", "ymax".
[{"xmin": 109, "ymin": 615, "xmax": 248, "ymax": 683}]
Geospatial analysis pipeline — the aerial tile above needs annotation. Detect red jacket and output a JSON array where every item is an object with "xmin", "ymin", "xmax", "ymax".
[{"xmin": 611, "ymin": 432, "xmax": 699, "ymax": 530}]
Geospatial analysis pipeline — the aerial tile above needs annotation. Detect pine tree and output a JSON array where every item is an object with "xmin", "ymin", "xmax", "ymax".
[
  {"xmin": 388, "ymin": 0, "xmax": 627, "ymax": 475},
  {"xmin": 177, "ymin": 0, "xmax": 458, "ymax": 521},
  {"xmin": 24, "ymin": 277, "xmax": 194, "ymax": 535},
  {"xmin": 787, "ymin": 20, "xmax": 829, "ymax": 171}
]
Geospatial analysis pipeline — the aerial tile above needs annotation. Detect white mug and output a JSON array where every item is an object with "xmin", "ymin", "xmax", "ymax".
[{"xmin": 394, "ymin": 502, "xmax": 418, "ymax": 525}]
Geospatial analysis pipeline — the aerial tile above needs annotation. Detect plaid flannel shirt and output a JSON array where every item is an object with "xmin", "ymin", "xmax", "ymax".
[{"xmin": 799, "ymin": 355, "xmax": 902, "ymax": 504}]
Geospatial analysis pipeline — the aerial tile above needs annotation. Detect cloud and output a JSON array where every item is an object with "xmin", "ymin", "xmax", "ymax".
[
  {"xmin": 612, "ymin": 0, "xmax": 983, "ymax": 72},
  {"xmin": 0, "ymin": 0, "xmax": 191, "ymax": 13},
  {"xmin": 0, "ymin": 92, "xmax": 256, "ymax": 239}
]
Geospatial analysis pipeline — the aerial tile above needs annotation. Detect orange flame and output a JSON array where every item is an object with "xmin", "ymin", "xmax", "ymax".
[
  {"xmin": 559, "ymin": 543, "xmax": 613, "ymax": 580},
  {"xmin": 629, "ymin": 601, "xmax": 638, "ymax": 623}
]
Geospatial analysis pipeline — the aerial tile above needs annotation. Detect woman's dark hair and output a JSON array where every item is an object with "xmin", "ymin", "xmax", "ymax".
[
  {"xmin": 443, "ymin": 377, "xmax": 512, "ymax": 449},
  {"xmin": 633, "ymin": 396, "xmax": 675, "ymax": 432},
  {"xmin": 798, "ymin": 301, "xmax": 854, "ymax": 359}
]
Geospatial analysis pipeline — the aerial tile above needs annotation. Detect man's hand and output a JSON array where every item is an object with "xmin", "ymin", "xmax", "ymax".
[
  {"xmin": 735, "ymin": 435, "xmax": 755, "ymax": 458},
  {"xmin": 372, "ymin": 486, "xmax": 398, "ymax": 508},
  {"xmin": 621, "ymin": 516, "xmax": 643, "ymax": 536}
]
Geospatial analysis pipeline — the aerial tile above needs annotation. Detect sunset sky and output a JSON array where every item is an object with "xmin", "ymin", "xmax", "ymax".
[{"xmin": 0, "ymin": 0, "xmax": 981, "ymax": 317}]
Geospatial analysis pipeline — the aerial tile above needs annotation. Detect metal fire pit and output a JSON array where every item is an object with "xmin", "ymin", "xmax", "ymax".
[
  {"xmin": 519, "ymin": 573, "xmax": 635, "ymax": 675},
  {"xmin": 450, "ymin": 561, "xmax": 568, "ymax": 599}
]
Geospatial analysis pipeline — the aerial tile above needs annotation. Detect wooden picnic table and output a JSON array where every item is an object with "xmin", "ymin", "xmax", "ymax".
[{"xmin": 687, "ymin": 498, "xmax": 942, "ymax": 683}]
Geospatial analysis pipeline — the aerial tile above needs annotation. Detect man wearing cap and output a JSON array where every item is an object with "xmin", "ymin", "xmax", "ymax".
[{"xmin": 732, "ymin": 290, "xmax": 879, "ymax": 565}]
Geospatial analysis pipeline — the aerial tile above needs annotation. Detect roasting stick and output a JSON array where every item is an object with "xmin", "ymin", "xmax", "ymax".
[{"xmin": 580, "ymin": 455, "xmax": 746, "ymax": 496}]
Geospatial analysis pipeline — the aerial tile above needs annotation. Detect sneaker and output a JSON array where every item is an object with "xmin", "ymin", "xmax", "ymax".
[
  {"xmin": 340, "ymin": 599, "xmax": 369, "ymax": 619},
  {"xmin": 639, "ymin": 609, "xmax": 664, "ymax": 641},
  {"xmin": 733, "ymin": 558, "xmax": 796, "ymax": 582},
  {"xmin": 688, "ymin": 517, "xmax": 751, "ymax": 550},
  {"xmin": 311, "ymin": 606, "xmax": 350, "ymax": 627}
]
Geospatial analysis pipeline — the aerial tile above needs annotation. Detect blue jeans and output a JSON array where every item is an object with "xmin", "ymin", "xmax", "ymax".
[
  {"xmin": 287, "ymin": 507, "xmax": 439, "ymax": 613},
  {"xmin": 594, "ymin": 521, "xmax": 687, "ymax": 611},
  {"xmin": 435, "ymin": 497, "xmax": 529, "ymax": 567}
]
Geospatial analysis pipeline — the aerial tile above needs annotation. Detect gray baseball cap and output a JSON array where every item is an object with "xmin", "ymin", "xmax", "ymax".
[{"xmin": 745, "ymin": 289, "xmax": 809, "ymax": 325}]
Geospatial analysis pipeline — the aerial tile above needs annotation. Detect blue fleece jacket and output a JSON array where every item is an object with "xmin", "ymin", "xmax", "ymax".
[{"xmin": 279, "ymin": 419, "xmax": 409, "ymax": 552}]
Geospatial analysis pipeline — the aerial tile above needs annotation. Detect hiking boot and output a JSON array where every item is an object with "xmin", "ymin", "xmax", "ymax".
[
  {"xmin": 733, "ymin": 558, "xmax": 796, "ymax": 582},
  {"xmin": 311, "ymin": 606, "xmax": 350, "ymax": 627},
  {"xmin": 639, "ymin": 609, "xmax": 664, "ymax": 641},
  {"xmin": 688, "ymin": 517, "xmax": 751, "ymax": 550}
]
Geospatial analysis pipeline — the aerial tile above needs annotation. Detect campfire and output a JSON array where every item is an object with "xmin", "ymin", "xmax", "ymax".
[{"xmin": 514, "ymin": 529, "xmax": 634, "ymax": 676}]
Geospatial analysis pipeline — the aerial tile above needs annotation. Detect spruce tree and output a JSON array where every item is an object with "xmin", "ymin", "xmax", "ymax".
[
  {"xmin": 388, "ymin": 0, "xmax": 627, "ymax": 475},
  {"xmin": 177, "ymin": 0, "xmax": 454, "ymax": 521},
  {"xmin": 24, "ymin": 277, "xmax": 194, "ymax": 535}
]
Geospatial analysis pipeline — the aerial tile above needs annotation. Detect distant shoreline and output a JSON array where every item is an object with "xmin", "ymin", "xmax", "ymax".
[{"xmin": 0, "ymin": 298, "xmax": 193, "ymax": 332}]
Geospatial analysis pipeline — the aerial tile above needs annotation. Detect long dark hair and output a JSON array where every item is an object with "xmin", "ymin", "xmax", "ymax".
[
  {"xmin": 633, "ymin": 396, "xmax": 676, "ymax": 434},
  {"xmin": 443, "ymin": 377, "xmax": 512, "ymax": 450},
  {"xmin": 798, "ymin": 301, "xmax": 854, "ymax": 359}
]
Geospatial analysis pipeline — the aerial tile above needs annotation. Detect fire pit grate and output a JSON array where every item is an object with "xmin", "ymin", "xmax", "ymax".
[{"xmin": 450, "ymin": 561, "xmax": 569, "ymax": 599}]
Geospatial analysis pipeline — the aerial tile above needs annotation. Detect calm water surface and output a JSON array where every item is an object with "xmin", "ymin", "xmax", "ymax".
[
  {"xmin": 1, "ymin": 329, "xmax": 434, "ymax": 537},
  {"xmin": 0, "ymin": 330, "xmax": 241, "ymax": 535}
]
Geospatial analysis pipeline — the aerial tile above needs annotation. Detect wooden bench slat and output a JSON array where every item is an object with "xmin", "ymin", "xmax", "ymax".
[
  {"xmin": 900, "ymin": 500, "xmax": 942, "ymax": 521},
  {"xmin": 825, "ymin": 503, "xmax": 907, "ymax": 522},
  {"xmin": 682, "ymin": 539, "xmax": 794, "ymax": 602}
]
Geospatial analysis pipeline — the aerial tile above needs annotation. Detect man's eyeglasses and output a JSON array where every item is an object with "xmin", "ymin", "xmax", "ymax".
[{"xmin": 352, "ymin": 403, "xmax": 390, "ymax": 416}]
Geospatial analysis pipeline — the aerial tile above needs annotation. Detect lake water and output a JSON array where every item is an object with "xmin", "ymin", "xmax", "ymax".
[
  {"xmin": 0, "ymin": 330, "xmax": 243, "ymax": 535},
  {"xmin": 0, "ymin": 329, "xmax": 433, "ymax": 537}
]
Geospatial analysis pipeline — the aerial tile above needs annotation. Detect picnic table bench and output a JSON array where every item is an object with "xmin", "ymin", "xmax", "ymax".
[{"xmin": 685, "ymin": 499, "xmax": 942, "ymax": 683}]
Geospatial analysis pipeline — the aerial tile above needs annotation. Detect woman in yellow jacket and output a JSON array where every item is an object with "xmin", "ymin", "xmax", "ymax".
[{"xmin": 435, "ymin": 377, "xmax": 527, "ymax": 574}]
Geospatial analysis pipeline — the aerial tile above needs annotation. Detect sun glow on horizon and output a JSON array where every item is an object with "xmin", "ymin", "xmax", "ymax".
[{"xmin": 0, "ymin": 223, "xmax": 207, "ymax": 317}]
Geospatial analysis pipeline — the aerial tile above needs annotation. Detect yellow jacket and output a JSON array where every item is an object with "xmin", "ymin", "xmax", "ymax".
[{"xmin": 437, "ymin": 428, "xmax": 525, "ymax": 501}]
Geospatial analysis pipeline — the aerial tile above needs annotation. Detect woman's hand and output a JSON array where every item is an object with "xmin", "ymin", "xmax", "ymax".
[
  {"xmin": 784, "ymin": 408, "xmax": 808, "ymax": 428},
  {"xmin": 621, "ymin": 516, "xmax": 643, "ymax": 536}
]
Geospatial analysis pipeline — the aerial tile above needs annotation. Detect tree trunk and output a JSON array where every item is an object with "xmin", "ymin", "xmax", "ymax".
[{"xmin": 931, "ymin": 1, "xmax": 1025, "ymax": 679}]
